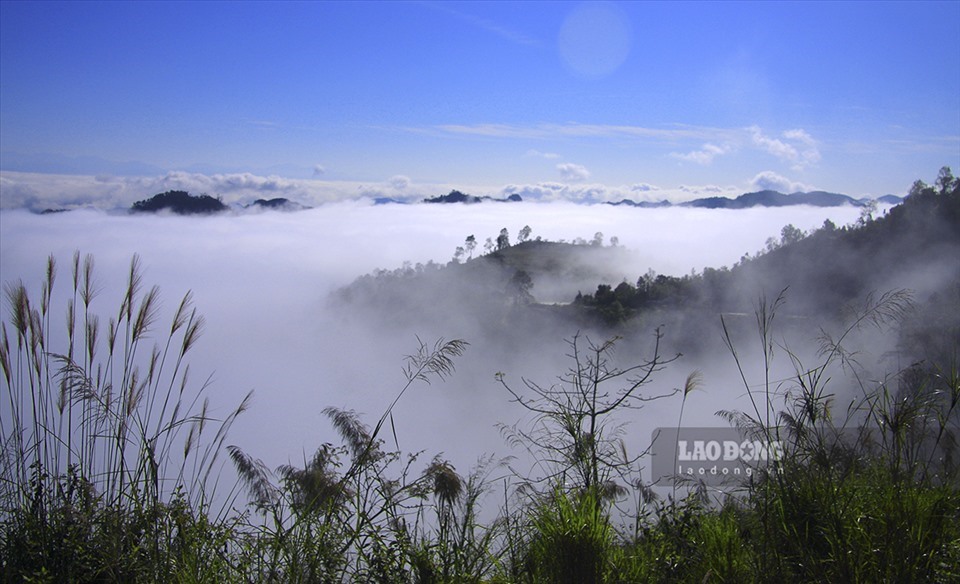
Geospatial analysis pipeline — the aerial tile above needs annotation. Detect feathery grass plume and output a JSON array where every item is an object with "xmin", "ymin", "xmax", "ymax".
[
  {"xmin": 183, "ymin": 419, "xmax": 196, "ymax": 459},
  {"xmin": 170, "ymin": 290, "xmax": 194, "ymax": 335},
  {"xmin": 409, "ymin": 454, "xmax": 505, "ymax": 583},
  {"xmin": 361, "ymin": 338, "xmax": 468, "ymax": 469},
  {"xmin": 324, "ymin": 407, "xmax": 374, "ymax": 462},
  {"xmin": 403, "ymin": 336, "xmax": 468, "ymax": 384},
  {"xmin": 277, "ymin": 444, "xmax": 345, "ymax": 516},
  {"xmin": 39, "ymin": 255, "xmax": 55, "ymax": 321},
  {"xmin": 198, "ymin": 389, "xmax": 253, "ymax": 492},
  {"xmin": 125, "ymin": 367, "xmax": 142, "ymax": 418},
  {"xmin": 80, "ymin": 253, "xmax": 97, "ymax": 308},
  {"xmin": 226, "ymin": 337, "xmax": 473, "ymax": 582},
  {"xmin": 227, "ymin": 445, "xmax": 278, "ymax": 513},
  {"xmin": 1, "ymin": 252, "xmax": 250, "ymax": 581},
  {"xmin": 0, "ymin": 325, "xmax": 10, "ymax": 387},
  {"xmin": 424, "ymin": 457, "xmax": 463, "ymax": 509},
  {"xmin": 65, "ymin": 298, "xmax": 75, "ymax": 355},
  {"xmin": 673, "ymin": 369, "xmax": 703, "ymax": 499},
  {"xmin": 107, "ymin": 316, "xmax": 118, "ymax": 354},
  {"xmin": 70, "ymin": 250, "xmax": 80, "ymax": 291},
  {"xmin": 4, "ymin": 280, "xmax": 29, "ymax": 342},
  {"xmin": 682, "ymin": 369, "xmax": 703, "ymax": 398},
  {"xmin": 132, "ymin": 285, "xmax": 160, "ymax": 342},
  {"xmin": 86, "ymin": 314, "xmax": 100, "ymax": 363},
  {"xmin": 180, "ymin": 312, "xmax": 205, "ymax": 356},
  {"xmin": 119, "ymin": 253, "xmax": 143, "ymax": 324},
  {"xmin": 52, "ymin": 354, "xmax": 96, "ymax": 402}
]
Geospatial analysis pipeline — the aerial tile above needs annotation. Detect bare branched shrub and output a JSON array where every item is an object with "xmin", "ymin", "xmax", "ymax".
[{"xmin": 497, "ymin": 330, "xmax": 679, "ymax": 497}]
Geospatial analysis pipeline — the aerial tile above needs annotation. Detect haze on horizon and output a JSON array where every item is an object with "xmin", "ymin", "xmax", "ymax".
[{"xmin": 1, "ymin": 1, "xmax": 958, "ymax": 210}]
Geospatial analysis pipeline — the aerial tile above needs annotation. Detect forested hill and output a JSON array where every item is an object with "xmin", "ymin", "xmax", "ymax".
[
  {"xmin": 579, "ymin": 170, "xmax": 959, "ymax": 318},
  {"xmin": 130, "ymin": 190, "xmax": 228, "ymax": 214},
  {"xmin": 575, "ymin": 171, "xmax": 959, "ymax": 360},
  {"xmin": 334, "ymin": 169, "xmax": 959, "ymax": 359},
  {"xmin": 735, "ymin": 174, "xmax": 959, "ymax": 311}
]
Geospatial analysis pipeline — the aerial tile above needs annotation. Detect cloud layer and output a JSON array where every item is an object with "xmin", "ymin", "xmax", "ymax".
[
  {"xmin": 0, "ymin": 202, "xmax": 870, "ymax": 470},
  {"xmin": 2, "ymin": 169, "xmax": 798, "ymax": 211}
]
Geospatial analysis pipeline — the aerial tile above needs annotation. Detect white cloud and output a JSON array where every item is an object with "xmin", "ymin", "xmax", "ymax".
[
  {"xmin": 245, "ymin": 119, "xmax": 279, "ymax": 128},
  {"xmin": 500, "ymin": 182, "xmax": 630, "ymax": 204},
  {"xmin": 749, "ymin": 127, "xmax": 797, "ymax": 161},
  {"xmin": 749, "ymin": 126, "xmax": 821, "ymax": 170},
  {"xmin": 557, "ymin": 162, "xmax": 591, "ymax": 182},
  {"xmin": 670, "ymin": 143, "xmax": 732, "ymax": 165},
  {"xmin": 205, "ymin": 172, "xmax": 299, "ymax": 193},
  {"xmin": 498, "ymin": 181, "xmax": 739, "ymax": 204},
  {"xmin": 783, "ymin": 128, "xmax": 815, "ymax": 146},
  {"xmin": 749, "ymin": 171, "xmax": 814, "ymax": 193},
  {"xmin": 525, "ymin": 149, "xmax": 561, "ymax": 159},
  {"xmin": 425, "ymin": 2, "xmax": 543, "ymax": 48},
  {"xmin": 427, "ymin": 123, "xmax": 826, "ymax": 174},
  {"xmin": 433, "ymin": 122, "xmax": 730, "ymax": 142},
  {"xmin": 389, "ymin": 175, "xmax": 411, "ymax": 190},
  {"xmin": 425, "ymin": 123, "xmax": 829, "ymax": 175}
]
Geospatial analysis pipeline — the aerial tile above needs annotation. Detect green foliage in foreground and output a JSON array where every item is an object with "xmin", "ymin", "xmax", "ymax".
[{"xmin": 2, "ymin": 250, "xmax": 959, "ymax": 582}]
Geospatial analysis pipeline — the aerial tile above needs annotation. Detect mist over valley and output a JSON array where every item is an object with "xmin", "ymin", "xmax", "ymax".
[
  {"xmin": 3, "ymin": 183, "xmax": 955, "ymax": 478},
  {"xmin": 4, "ymin": 159, "xmax": 959, "ymax": 584}
]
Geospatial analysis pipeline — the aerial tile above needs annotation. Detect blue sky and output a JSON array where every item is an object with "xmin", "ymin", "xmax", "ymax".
[{"xmin": 1, "ymin": 1, "xmax": 958, "ymax": 206}]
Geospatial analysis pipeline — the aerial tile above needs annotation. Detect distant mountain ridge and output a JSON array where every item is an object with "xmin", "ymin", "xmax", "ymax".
[
  {"xmin": 128, "ymin": 192, "xmax": 311, "ymax": 215},
  {"xmin": 411, "ymin": 189, "xmax": 901, "ymax": 208},
  {"xmin": 246, "ymin": 198, "xmax": 310, "ymax": 211},
  {"xmin": 109, "ymin": 187, "xmax": 907, "ymax": 217},
  {"xmin": 613, "ymin": 190, "xmax": 902, "ymax": 209},
  {"xmin": 423, "ymin": 190, "xmax": 523, "ymax": 204}
]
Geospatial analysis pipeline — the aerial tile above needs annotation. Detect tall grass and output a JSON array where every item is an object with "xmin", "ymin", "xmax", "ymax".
[
  {"xmin": 226, "ymin": 337, "xmax": 509, "ymax": 583},
  {"xmin": 0, "ymin": 252, "xmax": 250, "ymax": 581},
  {"xmin": 718, "ymin": 289, "xmax": 960, "ymax": 583}
]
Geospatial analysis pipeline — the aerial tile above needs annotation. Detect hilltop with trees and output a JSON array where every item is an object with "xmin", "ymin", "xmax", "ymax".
[{"xmin": 130, "ymin": 190, "xmax": 228, "ymax": 214}]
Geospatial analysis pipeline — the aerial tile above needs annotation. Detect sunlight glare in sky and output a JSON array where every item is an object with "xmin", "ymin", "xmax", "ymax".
[{"xmin": 558, "ymin": 2, "xmax": 633, "ymax": 79}]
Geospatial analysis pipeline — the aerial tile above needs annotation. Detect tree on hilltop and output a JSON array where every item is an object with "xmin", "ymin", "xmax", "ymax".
[
  {"xmin": 496, "ymin": 228, "xmax": 510, "ymax": 251},
  {"xmin": 131, "ymin": 190, "xmax": 227, "ymax": 215}
]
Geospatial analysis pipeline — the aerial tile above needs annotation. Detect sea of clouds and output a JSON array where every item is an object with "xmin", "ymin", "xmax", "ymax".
[
  {"xmin": 0, "ymin": 168, "xmax": 814, "ymax": 212},
  {"xmin": 0, "ymin": 201, "xmax": 872, "ymax": 485}
]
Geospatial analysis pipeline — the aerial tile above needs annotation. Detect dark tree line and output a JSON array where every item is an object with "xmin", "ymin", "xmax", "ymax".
[{"xmin": 131, "ymin": 190, "xmax": 227, "ymax": 214}]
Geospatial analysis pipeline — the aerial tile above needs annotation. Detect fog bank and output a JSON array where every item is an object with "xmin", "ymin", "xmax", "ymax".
[{"xmin": 0, "ymin": 202, "xmax": 870, "ymax": 474}]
